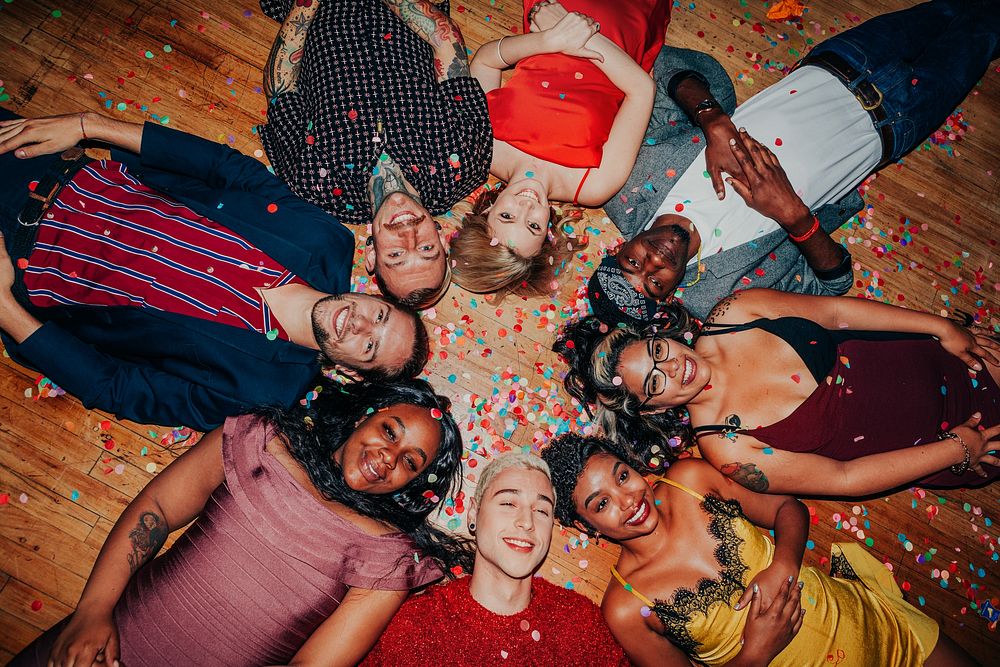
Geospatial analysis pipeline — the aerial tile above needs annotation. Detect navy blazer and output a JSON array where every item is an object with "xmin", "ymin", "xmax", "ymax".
[{"xmin": 3, "ymin": 123, "xmax": 355, "ymax": 431}]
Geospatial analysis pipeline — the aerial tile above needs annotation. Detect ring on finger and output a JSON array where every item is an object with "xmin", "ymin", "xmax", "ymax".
[{"xmin": 595, "ymin": 21, "xmax": 601, "ymax": 31}]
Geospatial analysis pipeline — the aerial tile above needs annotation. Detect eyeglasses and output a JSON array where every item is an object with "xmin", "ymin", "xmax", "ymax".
[{"xmin": 638, "ymin": 336, "xmax": 671, "ymax": 409}]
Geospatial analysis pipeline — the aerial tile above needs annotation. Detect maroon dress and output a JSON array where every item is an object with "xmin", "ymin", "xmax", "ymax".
[
  {"xmin": 13, "ymin": 415, "xmax": 441, "ymax": 666},
  {"xmin": 698, "ymin": 319, "xmax": 1000, "ymax": 488}
]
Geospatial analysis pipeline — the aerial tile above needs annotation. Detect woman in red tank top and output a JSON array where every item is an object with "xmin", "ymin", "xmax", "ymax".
[{"xmin": 450, "ymin": 0, "xmax": 670, "ymax": 298}]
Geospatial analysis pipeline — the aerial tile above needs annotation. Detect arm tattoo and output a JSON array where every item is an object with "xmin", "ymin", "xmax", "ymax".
[
  {"xmin": 126, "ymin": 511, "xmax": 169, "ymax": 574},
  {"xmin": 705, "ymin": 293, "xmax": 740, "ymax": 325},
  {"xmin": 383, "ymin": 0, "xmax": 469, "ymax": 81},
  {"xmin": 368, "ymin": 152, "xmax": 423, "ymax": 212},
  {"xmin": 263, "ymin": 2, "xmax": 320, "ymax": 102},
  {"xmin": 720, "ymin": 461, "xmax": 769, "ymax": 493}
]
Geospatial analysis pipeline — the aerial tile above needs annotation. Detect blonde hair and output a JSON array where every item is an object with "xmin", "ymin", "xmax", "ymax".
[
  {"xmin": 473, "ymin": 452, "xmax": 555, "ymax": 508},
  {"xmin": 450, "ymin": 188, "xmax": 587, "ymax": 300}
]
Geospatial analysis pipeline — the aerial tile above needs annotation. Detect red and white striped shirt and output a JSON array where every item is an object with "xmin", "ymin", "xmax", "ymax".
[{"xmin": 23, "ymin": 160, "xmax": 304, "ymax": 340}]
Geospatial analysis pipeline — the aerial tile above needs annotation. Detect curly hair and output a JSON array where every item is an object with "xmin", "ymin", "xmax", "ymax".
[
  {"xmin": 553, "ymin": 306, "xmax": 702, "ymax": 471},
  {"xmin": 450, "ymin": 186, "xmax": 586, "ymax": 299},
  {"xmin": 539, "ymin": 432, "xmax": 637, "ymax": 532},
  {"xmin": 257, "ymin": 377, "xmax": 473, "ymax": 574}
]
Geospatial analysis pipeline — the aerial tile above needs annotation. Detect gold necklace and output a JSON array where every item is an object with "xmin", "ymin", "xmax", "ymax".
[{"xmin": 682, "ymin": 243, "xmax": 704, "ymax": 289}]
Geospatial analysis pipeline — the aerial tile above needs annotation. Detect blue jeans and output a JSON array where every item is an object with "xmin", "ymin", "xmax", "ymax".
[{"xmin": 808, "ymin": 0, "xmax": 1000, "ymax": 163}]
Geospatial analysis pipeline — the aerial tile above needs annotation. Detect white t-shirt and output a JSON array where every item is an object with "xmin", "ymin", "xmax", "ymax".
[{"xmin": 647, "ymin": 66, "xmax": 881, "ymax": 265}]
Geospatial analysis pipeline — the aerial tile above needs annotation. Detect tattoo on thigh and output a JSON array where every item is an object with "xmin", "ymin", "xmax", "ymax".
[
  {"xmin": 720, "ymin": 461, "xmax": 769, "ymax": 492},
  {"xmin": 127, "ymin": 511, "xmax": 169, "ymax": 573}
]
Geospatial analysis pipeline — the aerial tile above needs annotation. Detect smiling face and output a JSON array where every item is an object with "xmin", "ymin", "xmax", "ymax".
[
  {"xmin": 332, "ymin": 403, "xmax": 442, "ymax": 494},
  {"xmin": 572, "ymin": 453, "xmax": 658, "ymax": 541},
  {"xmin": 617, "ymin": 336, "xmax": 711, "ymax": 410},
  {"xmin": 486, "ymin": 179, "xmax": 552, "ymax": 258},
  {"xmin": 311, "ymin": 293, "xmax": 415, "ymax": 376},
  {"xmin": 616, "ymin": 221, "xmax": 692, "ymax": 301},
  {"xmin": 366, "ymin": 191, "xmax": 448, "ymax": 301},
  {"xmin": 471, "ymin": 467, "xmax": 555, "ymax": 580}
]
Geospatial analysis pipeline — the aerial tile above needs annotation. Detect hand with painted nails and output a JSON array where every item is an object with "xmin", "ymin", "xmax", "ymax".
[
  {"xmin": 936, "ymin": 319, "xmax": 1000, "ymax": 372},
  {"xmin": 737, "ymin": 573, "xmax": 805, "ymax": 664},
  {"xmin": 734, "ymin": 561, "xmax": 800, "ymax": 612},
  {"xmin": 948, "ymin": 413, "xmax": 1000, "ymax": 478}
]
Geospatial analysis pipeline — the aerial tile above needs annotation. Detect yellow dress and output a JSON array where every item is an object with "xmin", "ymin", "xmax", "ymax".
[{"xmin": 611, "ymin": 478, "xmax": 939, "ymax": 666}]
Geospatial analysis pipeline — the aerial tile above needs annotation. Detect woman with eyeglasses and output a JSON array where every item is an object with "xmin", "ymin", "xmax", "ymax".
[{"xmin": 554, "ymin": 288, "xmax": 1000, "ymax": 497}]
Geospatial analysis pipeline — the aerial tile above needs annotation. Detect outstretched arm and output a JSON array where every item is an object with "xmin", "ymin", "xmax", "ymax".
[
  {"xmin": 47, "ymin": 428, "xmax": 225, "ymax": 667},
  {"xmin": 698, "ymin": 417, "xmax": 1000, "ymax": 498},
  {"xmin": 382, "ymin": 0, "xmax": 470, "ymax": 83},
  {"xmin": 0, "ymin": 112, "xmax": 141, "ymax": 157},
  {"xmin": 263, "ymin": 0, "xmax": 321, "ymax": 101}
]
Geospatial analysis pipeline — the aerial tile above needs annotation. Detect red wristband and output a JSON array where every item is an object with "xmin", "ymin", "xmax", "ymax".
[{"xmin": 788, "ymin": 215, "xmax": 820, "ymax": 243}]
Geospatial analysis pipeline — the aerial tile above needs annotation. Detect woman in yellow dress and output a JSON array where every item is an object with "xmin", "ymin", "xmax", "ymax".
[{"xmin": 540, "ymin": 433, "xmax": 977, "ymax": 666}]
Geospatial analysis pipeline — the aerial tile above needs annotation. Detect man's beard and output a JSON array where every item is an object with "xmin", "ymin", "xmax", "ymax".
[{"xmin": 311, "ymin": 293, "xmax": 344, "ymax": 355}]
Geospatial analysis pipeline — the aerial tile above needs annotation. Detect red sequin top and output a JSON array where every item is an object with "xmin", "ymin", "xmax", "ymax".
[{"xmin": 363, "ymin": 576, "xmax": 629, "ymax": 666}]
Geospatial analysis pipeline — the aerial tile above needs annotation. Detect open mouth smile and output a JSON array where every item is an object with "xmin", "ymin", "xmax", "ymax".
[
  {"xmin": 333, "ymin": 304, "xmax": 351, "ymax": 340},
  {"xmin": 681, "ymin": 357, "xmax": 696, "ymax": 386},
  {"xmin": 515, "ymin": 188, "xmax": 541, "ymax": 203},
  {"xmin": 360, "ymin": 452, "xmax": 385, "ymax": 483},
  {"xmin": 502, "ymin": 537, "xmax": 536, "ymax": 553},
  {"xmin": 624, "ymin": 499, "xmax": 650, "ymax": 527}
]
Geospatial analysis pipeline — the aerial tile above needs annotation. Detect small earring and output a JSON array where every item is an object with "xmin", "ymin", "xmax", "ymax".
[{"xmin": 468, "ymin": 522, "xmax": 476, "ymax": 532}]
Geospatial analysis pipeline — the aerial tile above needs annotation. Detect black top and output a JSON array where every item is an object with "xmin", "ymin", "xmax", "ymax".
[
  {"xmin": 258, "ymin": 0, "xmax": 493, "ymax": 224},
  {"xmin": 695, "ymin": 317, "xmax": 928, "ymax": 434}
]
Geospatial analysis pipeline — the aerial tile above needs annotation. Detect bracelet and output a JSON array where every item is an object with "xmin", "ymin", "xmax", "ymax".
[
  {"xmin": 79, "ymin": 112, "xmax": 88, "ymax": 141},
  {"xmin": 496, "ymin": 37, "xmax": 511, "ymax": 68},
  {"xmin": 788, "ymin": 215, "xmax": 820, "ymax": 243},
  {"xmin": 940, "ymin": 431, "xmax": 971, "ymax": 475}
]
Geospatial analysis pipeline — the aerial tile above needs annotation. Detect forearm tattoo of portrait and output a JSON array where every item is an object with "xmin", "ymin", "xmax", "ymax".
[
  {"xmin": 720, "ymin": 461, "xmax": 770, "ymax": 493},
  {"xmin": 126, "ymin": 511, "xmax": 169, "ymax": 574}
]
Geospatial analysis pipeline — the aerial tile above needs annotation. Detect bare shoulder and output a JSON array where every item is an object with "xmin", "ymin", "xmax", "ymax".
[
  {"xmin": 704, "ymin": 288, "xmax": 777, "ymax": 324},
  {"xmin": 663, "ymin": 458, "xmax": 721, "ymax": 493}
]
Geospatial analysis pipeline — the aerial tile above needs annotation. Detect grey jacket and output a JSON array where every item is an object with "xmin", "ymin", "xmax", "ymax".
[{"xmin": 605, "ymin": 46, "xmax": 862, "ymax": 320}]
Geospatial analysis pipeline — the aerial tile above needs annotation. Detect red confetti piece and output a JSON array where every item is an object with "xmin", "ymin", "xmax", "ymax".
[
  {"xmin": 347, "ymin": 109, "xmax": 358, "ymax": 121},
  {"xmin": 774, "ymin": 138, "xmax": 783, "ymax": 146},
  {"xmin": 16, "ymin": 258, "xmax": 29, "ymax": 269},
  {"xmin": 31, "ymin": 600, "xmax": 43, "ymax": 612},
  {"xmin": 674, "ymin": 203, "xmax": 685, "ymax": 213},
  {"xmin": 791, "ymin": 374, "xmax": 800, "ymax": 383},
  {"xmin": 266, "ymin": 203, "xmax": 278, "ymax": 213}
]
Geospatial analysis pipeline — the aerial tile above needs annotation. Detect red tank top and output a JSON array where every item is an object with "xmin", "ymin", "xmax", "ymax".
[{"xmin": 487, "ymin": 0, "xmax": 671, "ymax": 168}]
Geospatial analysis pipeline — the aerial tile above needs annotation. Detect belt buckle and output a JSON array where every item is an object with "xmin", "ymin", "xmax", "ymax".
[{"xmin": 859, "ymin": 83, "xmax": 883, "ymax": 111}]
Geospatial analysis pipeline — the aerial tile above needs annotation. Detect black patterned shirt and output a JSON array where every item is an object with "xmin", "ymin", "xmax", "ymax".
[{"xmin": 259, "ymin": 0, "xmax": 493, "ymax": 224}]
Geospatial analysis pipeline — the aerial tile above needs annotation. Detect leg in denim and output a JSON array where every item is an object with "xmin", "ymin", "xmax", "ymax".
[{"xmin": 807, "ymin": 0, "xmax": 1000, "ymax": 162}]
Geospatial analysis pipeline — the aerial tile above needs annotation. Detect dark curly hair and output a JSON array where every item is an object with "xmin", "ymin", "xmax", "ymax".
[
  {"xmin": 540, "ymin": 432, "xmax": 637, "ymax": 533},
  {"xmin": 553, "ymin": 305, "xmax": 701, "ymax": 471},
  {"xmin": 257, "ymin": 377, "xmax": 473, "ymax": 574}
]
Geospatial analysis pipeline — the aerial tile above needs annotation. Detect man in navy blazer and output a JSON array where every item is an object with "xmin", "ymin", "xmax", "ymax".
[{"xmin": 0, "ymin": 110, "xmax": 428, "ymax": 431}]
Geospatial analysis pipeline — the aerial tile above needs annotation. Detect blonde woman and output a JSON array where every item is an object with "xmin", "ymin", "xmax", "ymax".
[{"xmin": 450, "ymin": 0, "xmax": 665, "ymax": 296}]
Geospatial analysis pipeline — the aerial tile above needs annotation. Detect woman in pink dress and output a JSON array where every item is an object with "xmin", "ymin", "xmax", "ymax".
[{"xmin": 13, "ymin": 379, "xmax": 469, "ymax": 667}]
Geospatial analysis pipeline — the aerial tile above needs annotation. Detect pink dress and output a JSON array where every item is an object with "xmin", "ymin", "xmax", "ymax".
[{"xmin": 13, "ymin": 415, "xmax": 441, "ymax": 666}]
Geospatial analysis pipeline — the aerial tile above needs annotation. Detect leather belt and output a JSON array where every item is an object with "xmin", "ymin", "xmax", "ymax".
[
  {"xmin": 10, "ymin": 146, "xmax": 91, "ymax": 306},
  {"xmin": 798, "ymin": 51, "xmax": 894, "ymax": 166}
]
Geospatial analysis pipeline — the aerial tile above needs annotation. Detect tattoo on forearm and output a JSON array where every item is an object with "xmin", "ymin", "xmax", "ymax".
[
  {"xmin": 264, "ymin": 3, "xmax": 319, "ymax": 101},
  {"xmin": 383, "ymin": 0, "xmax": 469, "ymax": 80},
  {"xmin": 720, "ymin": 461, "xmax": 769, "ymax": 493},
  {"xmin": 126, "ymin": 511, "xmax": 169, "ymax": 573},
  {"xmin": 368, "ymin": 152, "xmax": 422, "ymax": 212}
]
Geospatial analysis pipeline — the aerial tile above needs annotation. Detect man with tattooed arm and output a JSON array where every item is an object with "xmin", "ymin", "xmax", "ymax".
[{"xmin": 259, "ymin": 0, "xmax": 493, "ymax": 309}]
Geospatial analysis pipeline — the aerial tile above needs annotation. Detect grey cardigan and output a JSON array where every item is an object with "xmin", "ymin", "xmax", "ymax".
[{"xmin": 604, "ymin": 46, "xmax": 862, "ymax": 320}]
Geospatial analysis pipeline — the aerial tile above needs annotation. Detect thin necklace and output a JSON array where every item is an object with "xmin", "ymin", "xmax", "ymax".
[{"xmin": 682, "ymin": 243, "xmax": 704, "ymax": 288}]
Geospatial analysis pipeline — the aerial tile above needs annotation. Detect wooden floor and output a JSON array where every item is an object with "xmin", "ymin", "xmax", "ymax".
[{"xmin": 1, "ymin": 0, "xmax": 998, "ymax": 662}]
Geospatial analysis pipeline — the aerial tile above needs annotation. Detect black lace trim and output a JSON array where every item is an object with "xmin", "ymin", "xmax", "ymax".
[
  {"xmin": 650, "ymin": 494, "xmax": 750, "ymax": 656},
  {"xmin": 830, "ymin": 550, "xmax": 860, "ymax": 581}
]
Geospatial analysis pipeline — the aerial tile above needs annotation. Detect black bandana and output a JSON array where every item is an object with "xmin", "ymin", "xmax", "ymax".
[{"xmin": 587, "ymin": 256, "xmax": 658, "ymax": 327}]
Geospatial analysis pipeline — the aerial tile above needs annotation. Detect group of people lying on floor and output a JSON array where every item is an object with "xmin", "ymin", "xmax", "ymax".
[{"xmin": 1, "ymin": 0, "xmax": 998, "ymax": 664}]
